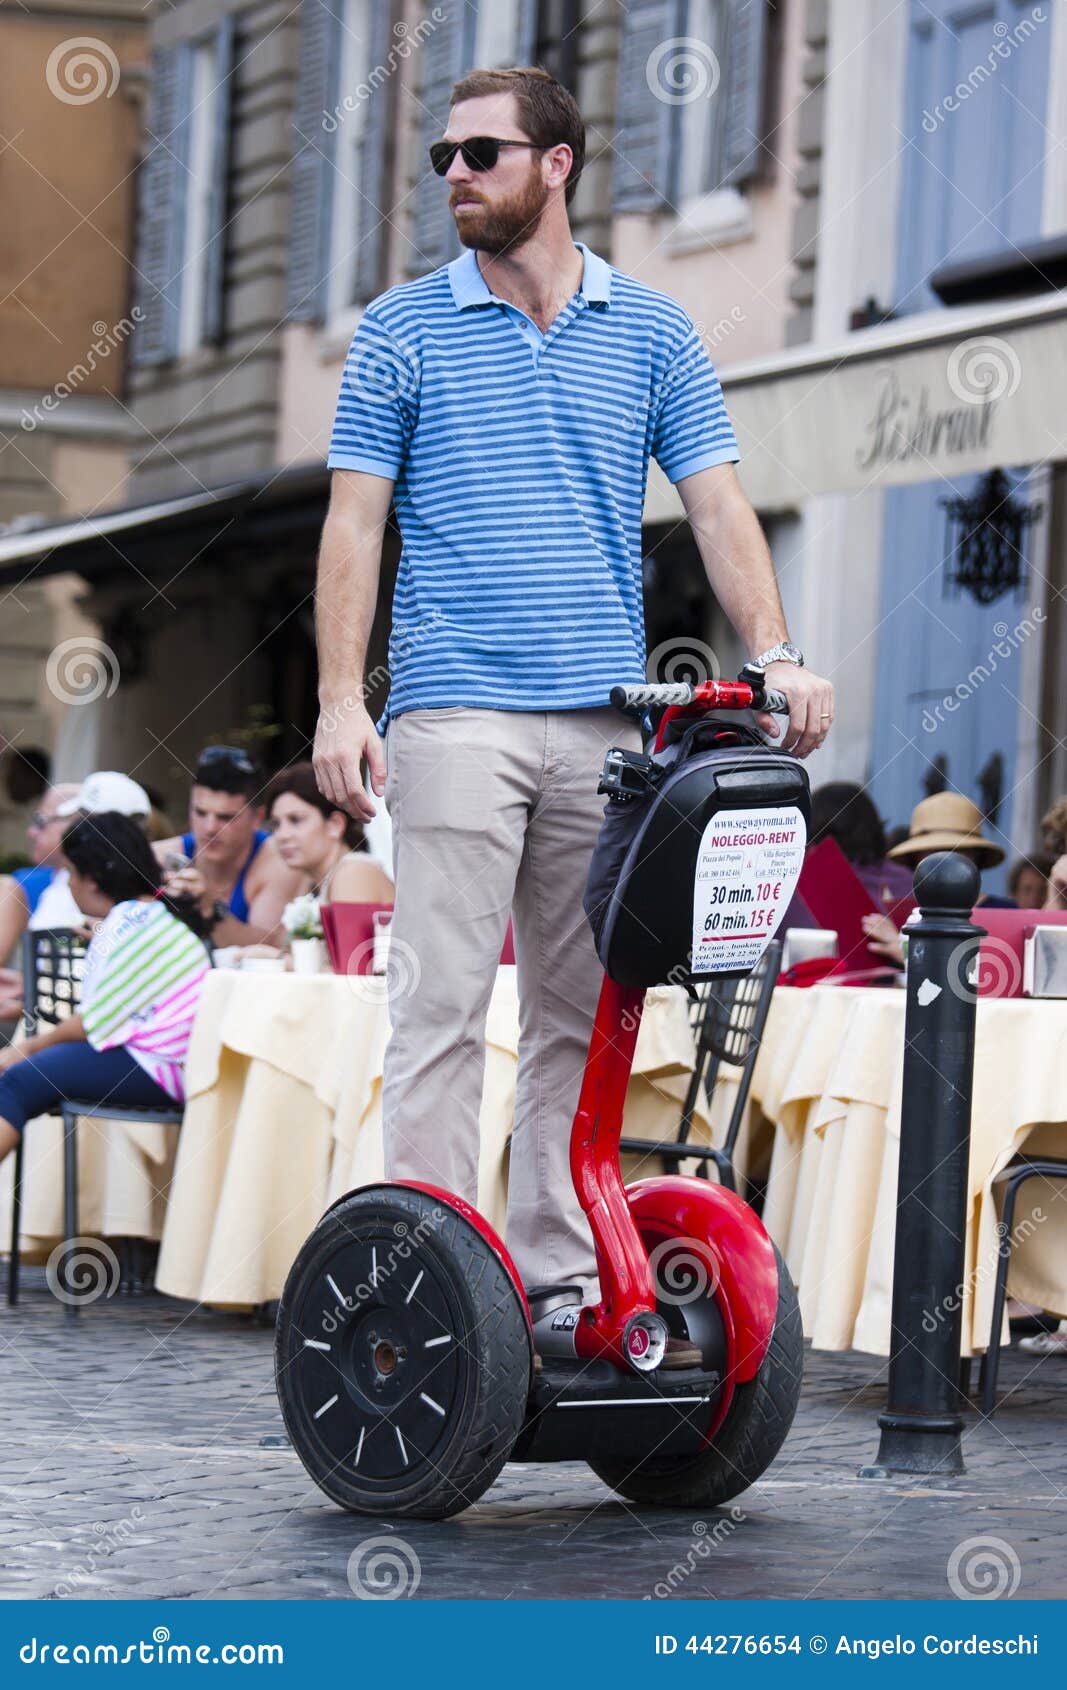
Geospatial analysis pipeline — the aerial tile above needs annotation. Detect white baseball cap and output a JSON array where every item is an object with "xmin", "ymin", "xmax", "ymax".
[{"xmin": 56, "ymin": 771, "xmax": 151, "ymax": 819}]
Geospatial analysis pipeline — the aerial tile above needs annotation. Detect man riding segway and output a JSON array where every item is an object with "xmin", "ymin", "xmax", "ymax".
[{"xmin": 312, "ymin": 65, "xmax": 833, "ymax": 1325}]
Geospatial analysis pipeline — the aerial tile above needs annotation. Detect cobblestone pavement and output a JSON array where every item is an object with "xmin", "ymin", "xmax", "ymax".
[{"xmin": 2, "ymin": 1271, "xmax": 1065, "ymax": 1602}]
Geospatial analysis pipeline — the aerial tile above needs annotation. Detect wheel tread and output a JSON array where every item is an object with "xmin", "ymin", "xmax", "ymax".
[
  {"xmin": 275, "ymin": 1188, "xmax": 531, "ymax": 1520},
  {"xmin": 587, "ymin": 1244, "xmax": 803, "ymax": 1508}
]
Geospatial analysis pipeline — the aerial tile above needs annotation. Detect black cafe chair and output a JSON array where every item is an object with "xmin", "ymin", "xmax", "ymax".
[
  {"xmin": 976, "ymin": 1155, "xmax": 1067, "ymax": 1416},
  {"xmin": 620, "ymin": 939, "xmax": 782, "ymax": 1192},
  {"xmin": 8, "ymin": 929, "xmax": 182, "ymax": 1318}
]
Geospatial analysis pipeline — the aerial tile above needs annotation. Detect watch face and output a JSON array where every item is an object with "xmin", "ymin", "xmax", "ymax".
[{"xmin": 779, "ymin": 643, "xmax": 804, "ymax": 665}]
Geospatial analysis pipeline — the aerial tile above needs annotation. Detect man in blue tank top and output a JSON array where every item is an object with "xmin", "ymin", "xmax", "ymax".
[{"xmin": 155, "ymin": 747, "xmax": 306, "ymax": 948}]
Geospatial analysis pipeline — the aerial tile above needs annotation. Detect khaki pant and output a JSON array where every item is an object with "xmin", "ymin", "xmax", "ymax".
[{"xmin": 381, "ymin": 705, "xmax": 642, "ymax": 1293}]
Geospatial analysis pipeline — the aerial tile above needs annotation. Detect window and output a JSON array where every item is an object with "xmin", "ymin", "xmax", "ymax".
[
  {"xmin": 325, "ymin": 0, "xmax": 373, "ymax": 321},
  {"xmin": 472, "ymin": 0, "xmax": 525, "ymax": 68},
  {"xmin": 675, "ymin": 0, "xmax": 729, "ymax": 202},
  {"xmin": 176, "ymin": 37, "xmax": 220, "ymax": 356}
]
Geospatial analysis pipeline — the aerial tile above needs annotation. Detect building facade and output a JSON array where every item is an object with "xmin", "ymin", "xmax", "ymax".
[
  {"xmin": 2, "ymin": 0, "xmax": 1064, "ymax": 875},
  {"xmin": 0, "ymin": 0, "xmax": 148, "ymax": 851},
  {"xmin": 701, "ymin": 0, "xmax": 1067, "ymax": 882}
]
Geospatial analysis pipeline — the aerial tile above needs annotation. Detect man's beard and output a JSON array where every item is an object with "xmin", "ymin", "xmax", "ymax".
[{"xmin": 451, "ymin": 168, "xmax": 550, "ymax": 255}]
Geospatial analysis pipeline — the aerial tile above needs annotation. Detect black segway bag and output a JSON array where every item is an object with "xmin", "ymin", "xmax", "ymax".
[{"xmin": 584, "ymin": 723, "xmax": 810, "ymax": 988}]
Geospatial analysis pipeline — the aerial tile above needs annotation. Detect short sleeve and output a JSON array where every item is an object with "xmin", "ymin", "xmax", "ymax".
[
  {"xmin": 326, "ymin": 311, "xmax": 420, "ymax": 478},
  {"xmin": 650, "ymin": 323, "xmax": 740, "ymax": 484}
]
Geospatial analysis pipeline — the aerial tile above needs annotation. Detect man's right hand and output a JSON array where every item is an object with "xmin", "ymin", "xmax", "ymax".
[{"xmin": 313, "ymin": 700, "xmax": 385, "ymax": 823}]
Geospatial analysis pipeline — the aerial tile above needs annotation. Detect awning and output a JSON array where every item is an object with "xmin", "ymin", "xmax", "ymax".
[
  {"xmin": 0, "ymin": 462, "xmax": 330, "ymax": 584},
  {"xmin": 644, "ymin": 290, "xmax": 1067, "ymax": 519}
]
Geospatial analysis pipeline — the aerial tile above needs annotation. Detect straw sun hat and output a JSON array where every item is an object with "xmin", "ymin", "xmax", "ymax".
[{"xmin": 887, "ymin": 791, "xmax": 1004, "ymax": 868}]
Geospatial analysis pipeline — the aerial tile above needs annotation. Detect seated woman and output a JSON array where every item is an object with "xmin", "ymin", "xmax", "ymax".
[
  {"xmin": 0, "ymin": 812, "xmax": 212, "ymax": 1165},
  {"xmin": 809, "ymin": 782, "xmax": 914, "ymax": 910},
  {"xmin": 265, "ymin": 762, "xmax": 394, "ymax": 904}
]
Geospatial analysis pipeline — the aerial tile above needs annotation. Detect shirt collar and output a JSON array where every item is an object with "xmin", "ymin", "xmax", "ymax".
[{"xmin": 447, "ymin": 241, "xmax": 612, "ymax": 311}]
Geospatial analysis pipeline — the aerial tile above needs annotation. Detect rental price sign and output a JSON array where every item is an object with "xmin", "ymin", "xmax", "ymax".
[{"xmin": 691, "ymin": 806, "xmax": 806, "ymax": 974}]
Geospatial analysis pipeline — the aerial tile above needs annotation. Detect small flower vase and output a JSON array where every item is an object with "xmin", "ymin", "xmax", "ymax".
[{"xmin": 290, "ymin": 937, "xmax": 326, "ymax": 975}]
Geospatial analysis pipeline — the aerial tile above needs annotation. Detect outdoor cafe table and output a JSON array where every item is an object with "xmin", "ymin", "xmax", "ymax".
[
  {"xmin": 154, "ymin": 966, "xmax": 713, "ymax": 1307},
  {"xmin": 717, "ymin": 984, "xmax": 1067, "ymax": 1357}
]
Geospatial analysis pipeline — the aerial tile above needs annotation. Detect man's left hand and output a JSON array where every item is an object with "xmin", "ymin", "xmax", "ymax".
[{"xmin": 753, "ymin": 663, "xmax": 834, "ymax": 759}]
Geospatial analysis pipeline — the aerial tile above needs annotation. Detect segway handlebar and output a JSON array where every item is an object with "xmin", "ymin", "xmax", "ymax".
[{"xmin": 609, "ymin": 677, "xmax": 790, "ymax": 715}]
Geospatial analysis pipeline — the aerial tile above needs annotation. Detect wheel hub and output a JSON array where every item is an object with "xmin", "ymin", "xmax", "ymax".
[{"xmin": 292, "ymin": 1235, "xmax": 462, "ymax": 1483}]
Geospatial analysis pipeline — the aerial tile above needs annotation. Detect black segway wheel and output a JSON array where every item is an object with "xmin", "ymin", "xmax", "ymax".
[
  {"xmin": 587, "ymin": 1245, "xmax": 802, "ymax": 1508},
  {"xmin": 275, "ymin": 1185, "xmax": 532, "ymax": 1519}
]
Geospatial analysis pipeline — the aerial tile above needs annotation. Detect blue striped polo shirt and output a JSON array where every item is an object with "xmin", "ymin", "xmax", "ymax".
[{"xmin": 326, "ymin": 241, "xmax": 740, "ymax": 727}]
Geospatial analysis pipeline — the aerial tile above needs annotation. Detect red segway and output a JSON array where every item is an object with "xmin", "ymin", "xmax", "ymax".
[{"xmin": 275, "ymin": 671, "xmax": 808, "ymax": 1518}]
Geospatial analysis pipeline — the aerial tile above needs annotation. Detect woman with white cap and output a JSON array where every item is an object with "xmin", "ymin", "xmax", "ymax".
[{"xmin": 0, "ymin": 773, "xmax": 151, "ymax": 1020}]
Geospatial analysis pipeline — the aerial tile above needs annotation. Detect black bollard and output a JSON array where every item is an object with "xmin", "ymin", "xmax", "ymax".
[{"xmin": 875, "ymin": 851, "xmax": 984, "ymax": 1476}]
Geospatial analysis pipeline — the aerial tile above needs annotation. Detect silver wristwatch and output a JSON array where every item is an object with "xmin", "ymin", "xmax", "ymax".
[{"xmin": 749, "ymin": 640, "xmax": 805, "ymax": 671}]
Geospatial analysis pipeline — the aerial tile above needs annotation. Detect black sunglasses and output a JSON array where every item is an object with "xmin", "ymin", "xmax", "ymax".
[
  {"xmin": 196, "ymin": 745, "xmax": 256, "ymax": 776},
  {"xmin": 429, "ymin": 136, "xmax": 552, "ymax": 177}
]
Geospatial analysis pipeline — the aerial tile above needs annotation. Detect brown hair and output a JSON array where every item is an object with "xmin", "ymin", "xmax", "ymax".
[
  {"xmin": 1041, "ymin": 796, "xmax": 1067, "ymax": 857},
  {"xmin": 449, "ymin": 66, "xmax": 585, "ymax": 207},
  {"xmin": 1008, "ymin": 852, "xmax": 1054, "ymax": 896},
  {"xmin": 264, "ymin": 762, "xmax": 365, "ymax": 850}
]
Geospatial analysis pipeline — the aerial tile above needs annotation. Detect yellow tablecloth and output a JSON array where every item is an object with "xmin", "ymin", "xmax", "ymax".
[
  {"xmin": 730, "ymin": 985, "xmax": 1067, "ymax": 1355},
  {"xmin": 155, "ymin": 967, "xmax": 710, "ymax": 1306}
]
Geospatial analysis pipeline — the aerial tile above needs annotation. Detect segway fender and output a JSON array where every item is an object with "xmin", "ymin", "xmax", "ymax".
[
  {"xmin": 625, "ymin": 1177, "xmax": 780, "ymax": 1382},
  {"xmin": 320, "ymin": 1178, "xmax": 532, "ymax": 1326}
]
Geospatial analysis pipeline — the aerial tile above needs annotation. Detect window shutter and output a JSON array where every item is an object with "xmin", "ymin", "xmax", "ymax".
[
  {"xmin": 516, "ymin": 0, "xmax": 540, "ymax": 62},
  {"xmin": 352, "ymin": 0, "xmax": 397, "ymax": 303},
  {"xmin": 131, "ymin": 46, "xmax": 190, "ymax": 366},
  {"xmin": 201, "ymin": 14, "xmax": 236, "ymax": 346},
  {"xmin": 721, "ymin": 0, "xmax": 770, "ymax": 187},
  {"xmin": 287, "ymin": 0, "xmax": 344, "ymax": 323},
  {"xmin": 408, "ymin": 8, "xmax": 468, "ymax": 276},
  {"xmin": 611, "ymin": 0, "xmax": 680, "ymax": 213}
]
